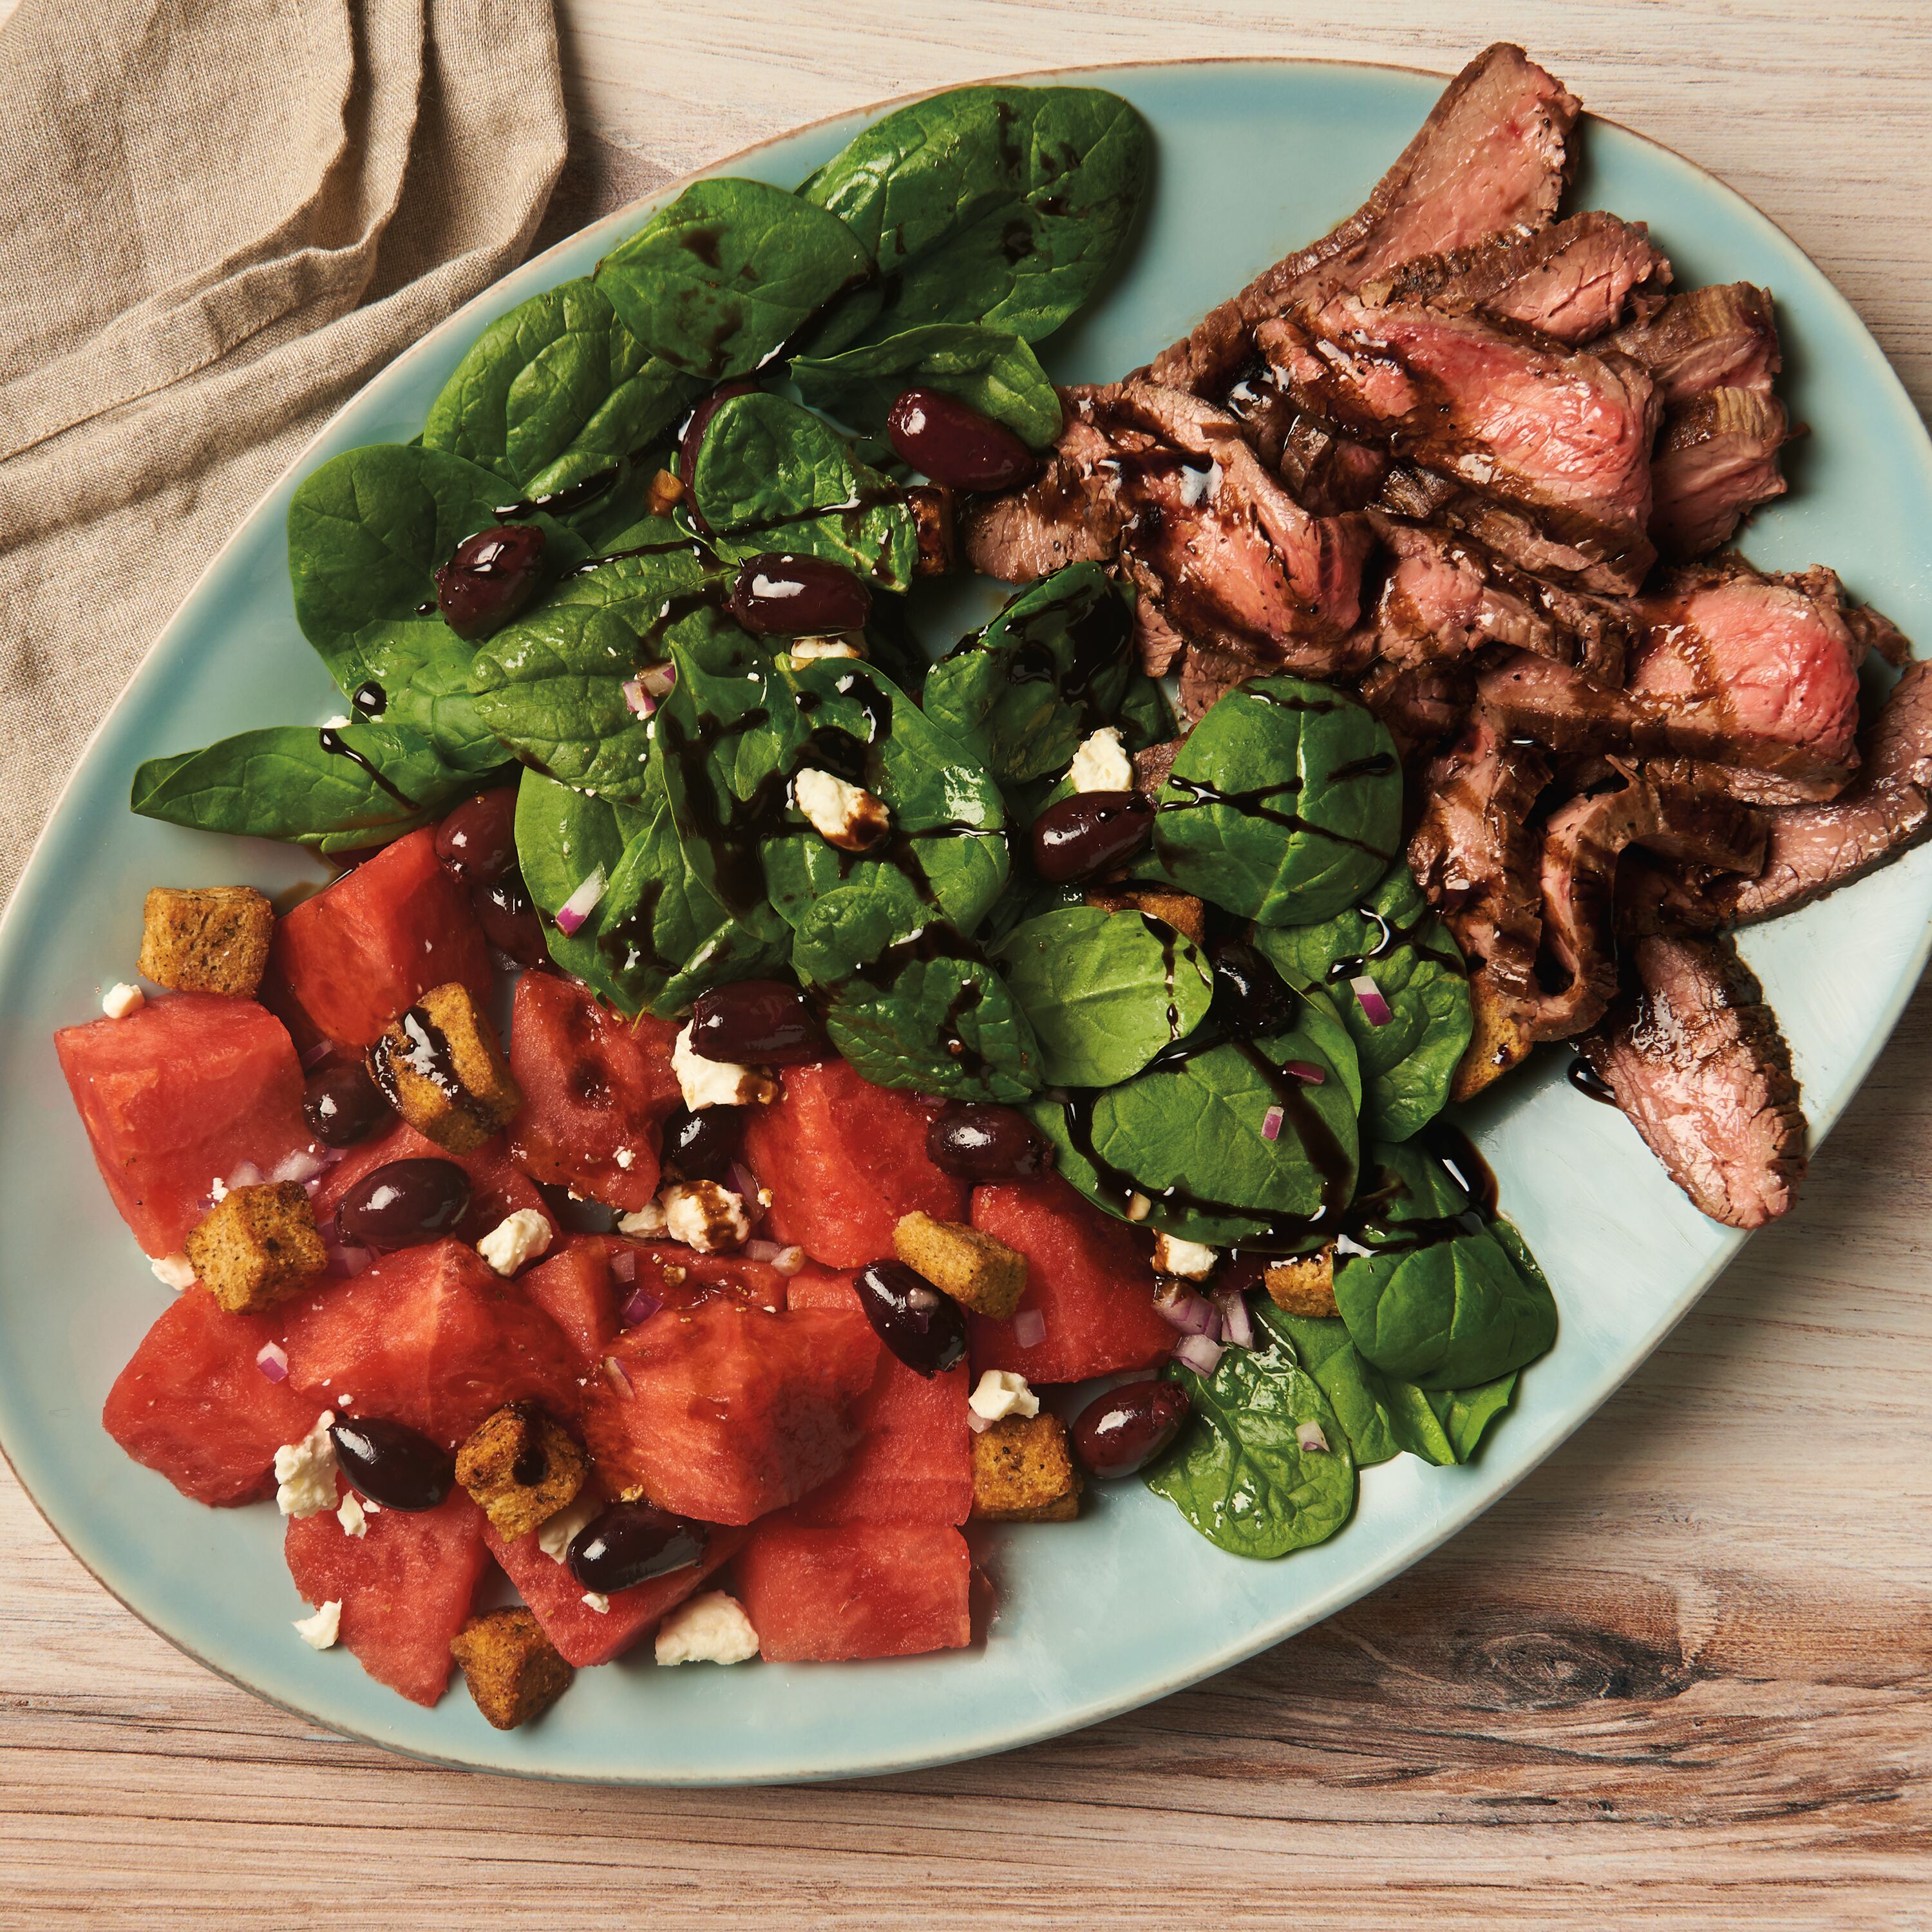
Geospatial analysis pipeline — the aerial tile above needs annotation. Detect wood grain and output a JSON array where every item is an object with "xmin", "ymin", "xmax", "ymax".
[{"xmin": 5, "ymin": 3, "xmax": 1932, "ymax": 1924}]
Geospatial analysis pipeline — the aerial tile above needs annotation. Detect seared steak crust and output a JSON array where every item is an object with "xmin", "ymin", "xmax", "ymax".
[
  {"xmin": 1649, "ymin": 387, "xmax": 1790, "ymax": 559},
  {"xmin": 1604, "ymin": 282, "xmax": 1779, "ymax": 408}
]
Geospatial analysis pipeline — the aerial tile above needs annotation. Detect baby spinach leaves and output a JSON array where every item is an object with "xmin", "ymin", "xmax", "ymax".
[
  {"xmin": 790, "ymin": 323, "xmax": 1061, "ymax": 446},
  {"xmin": 1256, "ymin": 1305, "xmax": 1401, "ymax": 1468},
  {"xmin": 513, "ymin": 770, "xmax": 647, "ymax": 998},
  {"xmin": 823, "ymin": 949, "xmax": 1041, "ymax": 1102},
  {"xmin": 1152, "ymin": 676, "xmax": 1401, "ymax": 926},
  {"xmin": 993, "ymin": 904, "xmax": 1211, "ymax": 1088}
]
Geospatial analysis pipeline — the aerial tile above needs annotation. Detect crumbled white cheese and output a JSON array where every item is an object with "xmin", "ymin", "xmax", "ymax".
[
  {"xmin": 319, "ymin": 714, "xmax": 353, "ymax": 730},
  {"xmin": 477, "ymin": 1208, "xmax": 552, "ymax": 1276},
  {"xmin": 274, "ymin": 1412, "xmax": 337, "ymax": 1519},
  {"xmin": 582, "ymin": 1591, "xmax": 611, "ymax": 1615},
  {"xmin": 655, "ymin": 1589, "xmax": 760, "ymax": 1666},
  {"xmin": 537, "ymin": 1490, "xmax": 600, "ymax": 1564},
  {"xmin": 150, "ymin": 1252, "xmax": 195, "ymax": 1291},
  {"xmin": 1125, "ymin": 1193, "xmax": 1152, "ymax": 1223},
  {"xmin": 793, "ymin": 766, "xmax": 889, "ymax": 852},
  {"xmin": 293, "ymin": 1600, "xmax": 341, "ymax": 1650},
  {"xmin": 209, "ymin": 1177, "xmax": 229, "ymax": 1203},
  {"xmin": 1067, "ymin": 726, "xmax": 1133, "ymax": 794},
  {"xmin": 101, "ymin": 981, "xmax": 145, "ymax": 1019},
  {"xmin": 1152, "ymin": 1231, "xmax": 1218, "ymax": 1281},
  {"xmin": 786, "ymin": 634, "xmax": 863, "ymax": 663},
  {"xmin": 617, "ymin": 1199, "xmax": 668, "ymax": 1238},
  {"xmin": 614, "ymin": 1146, "xmax": 635, "ymax": 1170},
  {"xmin": 672, "ymin": 1021, "xmax": 776, "ymax": 1110},
  {"xmin": 337, "ymin": 1491, "xmax": 369, "ymax": 1540},
  {"xmin": 661, "ymin": 1180, "xmax": 750, "ymax": 1255},
  {"xmin": 1177, "ymin": 460, "xmax": 1223, "ymax": 508},
  {"xmin": 969, "ymin": 1368, "xmax": 1040, "ymax": 1423}
]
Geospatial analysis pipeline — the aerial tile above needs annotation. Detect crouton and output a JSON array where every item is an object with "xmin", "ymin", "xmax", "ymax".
[
  {"xmin": 185, "ymin": 1182, "xmax": 327, "ymax": 1314},
  {"xmin": 138, "ymin": 886, "xmax": 274, "ymax": 996},
  {"xmin": 971, "ymin": 1412, "xmax": 1081, "ymax": 1522},
  {"xmin": 1450, "ymin": 971, "xmax": 1534, "ymax": 1103},
  {"xmin": 1264, "ymin": 1244, "xmax": 1338, "ymax": 1318},
  {"xmin": 1082, "ymin": 886, "xmax": 1207, "ymax": 949},
  {"xmin": 449, "ymin": 1608, "xmax": 574, "ymax": 1730},
  {"xmin": 893, "ymin": 1210, "xmax": 1027, "ymax": 1319},
  {"xmin": 454, "ymin": 1403, "xmax": 587, "ymax": 1541},
  {"xmin": 366, "ymin": 980, "xmax": 521, "ymax": 1153},
  {"xmin": 908, "ymin": 483, "xmax": 955, "ymax": 576}
]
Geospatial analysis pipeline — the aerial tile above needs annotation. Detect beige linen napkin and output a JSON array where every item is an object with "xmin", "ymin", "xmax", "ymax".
[{"xmin": 0, "ymin": 0, "xmax": 568, "ymax": 901}]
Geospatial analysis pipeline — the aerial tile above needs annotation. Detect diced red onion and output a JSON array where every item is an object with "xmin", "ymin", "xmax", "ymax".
[
  {"xmin": 325, "ymin": 1242, "xmax": 373, "ymax": 1278},
  {"xmin": 1153, "ymin": 1277, "xmax": 1220, "ymax": 1338},
  {"xmin": 621, "ymin": 679, "xmax": 656, "ymax": 719},
  {"xmin": 637, "ymin": 661, "xmax": 678, "ymax": 698},
  {"xmin": 299, "ymin": 1040, "xmax": 334, "ymax": 1070},
  {"xmin": 1013, "ymin": 1308, "xmax": 1046, "ymax": 1348},
  {"xmin": 770, "ymin": 1245, "xmax": 804, "ymax": 1277},
  {"xmin": 1173, "ymin": 1332, "xmax": 1225, "ymax": 1376},
  {"xmin": 743, "ymin": 1238, "xmax": 790, "ymax": 1265},
  {"xmin": 254, "ymin": 1341, "xmax": 289, "ymax": 1383},
  {"xmin": 554, "ymin": 866, "xmax": 607, "ymax": 937},
  {"xmin": 1283, "ymin": 1061, "xmax": 1325, "ymax": 1086},
  {"xmin": 620, "ymin": 1287, "xmax": 662, "ymax": 1328},
  {"xmin": 1350, "ymin": 974, "xmax": 1393, "ymax": 1027},
  {"xmin": 603, "ymin": 1354, "xmax": 633, "ymax": 1396},
  {"xmin": 1260, "ymin": 1105, "xmax": 1283, "ymax": 1142},
  {"xmin": 967, "ymin": 1410, "xmax": 993, "ymax": 1435},
  {"xmin": 270, "ymin": 1148, "xmax": 328, "ymax": 1185},
  {"xmin": 227, "ymin": 1160, "xmax": 265, "ymax": 1189},
  {"xmin": 1296, "ymin": 1419, "xmax": 1331, "ymax": 1454},
  {"xmin": 726, "ymin": 1160, "xmax": 761, "ymax": 1206},
  {"xmin": 609, "ymin": 1249, "xmax": 637, "ymax": 1283},
  {"xmin": 1213, "ymin": 1289, "xmax": 1255, "ymax": 1349}
]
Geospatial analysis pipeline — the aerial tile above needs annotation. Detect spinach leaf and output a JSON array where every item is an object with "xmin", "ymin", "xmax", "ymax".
[
  {"xmin": 595, "ymin": 178, "xmax": 873, "ymax": 382},
  {"xmin": 1254, "ymin": 863, "xmax": 1473, "ymax": 1141},
  {"xmin": 992, "ymin": 904, "xmax": 1211, "ymax": 1088},
  {"xmin": 1425, "ymin": 1374, "xmax": 1519, "ymax": 1461},
  {"xmin": 130, "ymin": 724, "xmax": 469, "ymax": 854},
  {"xmin": 790, "ymin": 323, "xmax": 1061, "ymax": 446},
  {"xmin": 822, "ymin": 947, "xmax": 1041, "ymax": 1102},
  {"xmin": 334, "ymin": 619, "xmax": 506, "ymax": 775},
  {"xmin": 513, "ymin": 770, "xmax": 647, "ymax": 997},
  {"xmin": 1152, "ymin": 676, "xmax": 1401, "ymax": 926},
  {"xmin": 1254, "ymin": 1304, "xmax": 1399, "ymax": 1468},
  {"xmin": 1144, "ymin": 1332, "xmax": 1356, "ymax": 1558},
  {"xmin": 421, "ymin": 276, "xmax": 701, "ymax": 497},
  {"xmin": 1333, "ymin": 1141, "xmax": 1558, "ymax": 1390},
  {"xmin": 802, "ymin": 87, "xmax": 1151, "ymax": 342},
  {"xmin": 689, "ymin": 392, "xmax": 918, "ymax": 587}
]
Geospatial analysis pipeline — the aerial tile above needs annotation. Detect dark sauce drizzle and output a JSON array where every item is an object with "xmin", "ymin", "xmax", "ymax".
[
  {"xmin": 317, "ymin": 726, "xmax": 413, "ymax": 808},
  {"xmin": 1567, "ymin": 1057, "xmax": 1618, "ymax": 1104}
]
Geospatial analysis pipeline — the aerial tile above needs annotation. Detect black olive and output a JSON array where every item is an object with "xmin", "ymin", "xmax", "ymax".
[
  {"xmin": 567, "ymin": 1501, "xmax": 707, "ymax": 1594},
  {"xmin": 926, "ymin": 1103, "xmax": 1050, "ymax": 1180},
  {"xmin": 1030, "ymin": 791, "xmax": 1154, "ymax": 884},
  {"xmin": 887, "ymin": 388, "xmax": 1041, "ymax": 492},
  {"xmin": 853, "ymin": 1260, "xmax": 967, "ymax": 1378},
  {"xmin": 688, "ymin": 980, "xmax": 828, "ymax": 1065},
  {"xmin": 434, "ymin": 525, "xmax": 546, "ymax": 641},
  {"xmin": 330, "ymin": 1415, "xmax": 455, "ymax": 1511},
  {"xmin": 661, "ymin": 1104, "xmax": 746, "ymax": 1181},
  {"xmin": 303, "ymin": 1063, "xmax": 387, "ymax": 1148},
  {"xmin": 335, "ymin": 1158, "xmax": 471, "ymax": 1250},
  {"xmin": 1209, "ymin": 940, "xmax": 1303, "ymax": 1038},
  {"xmin": 1070, "ymin": 1380, "xmax": 1191, "ymax": 1480},
  {"xmin": 727, "ymin": 554, "xmax": 871, "ymax": 637}
]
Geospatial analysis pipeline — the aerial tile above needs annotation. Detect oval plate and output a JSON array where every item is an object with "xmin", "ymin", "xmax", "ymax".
[{"xmin": 3, "ymin": 59, "xmax": 1929, "ymax": 1784}]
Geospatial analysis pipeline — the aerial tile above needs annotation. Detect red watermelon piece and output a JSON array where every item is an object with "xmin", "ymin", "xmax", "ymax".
[
  {"xmin": 281, "ymin": 1239, "xmax": 579, "ymax": 1447},
  {"xmin": 286, "ymin": 1482, "xmax": 488, "ymax": 1706},
  {"xmin": 102, "ymin": 1287, "xmax": 321, "ymax": 1506},
  {"xmin": 618, "ymin": 1241, "xmax": 788, "ymax": 1314},
  {"xmin": 581, "ymin": 1300, "xmax": 878, "ymax": 1524},
  {"xmin": 269, "ymin": 828, "xmax": 490, "ymax": 1047},
  {"xmin": 732, "ymin": 1522, "xmax": 972, "ymax": 1662},
  {"xmin": 739, "ymin": 1059, "xmax": 965, "ymax": 1268},
  {"xmin": 55, "ymin": 992, "xmax": 314, "ymax": 1256},
  {"xmin": 969, "ymin": 1173, "xmax": 1170, "ymax": 1385},
  {"xmin": 508, "ymin": 972, "xmax": 680, "ymax": 1211},
  {"xmin": 311, "ymin": 1119, "xmax": 552, "ymax": 1249},
  {"xmin": 522, "ymin": 1236, "xmax": 619, "ymax": 1366},
  {"xmin": 784, "ymin": 1271, "xmax": 970, "ymax": 1526},
  {"xmin": 485, "ymin": 1513, "xmax": 748, "ymax": 1667}
]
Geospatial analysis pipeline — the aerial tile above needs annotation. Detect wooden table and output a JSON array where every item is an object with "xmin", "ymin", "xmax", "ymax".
[{"xmin": 6, "ymin": 5, "xmax": 1931, "ymax": 1924}]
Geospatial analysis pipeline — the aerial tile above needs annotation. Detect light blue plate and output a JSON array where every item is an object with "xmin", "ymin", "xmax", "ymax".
[{"xmin": 3, "ymin": 60, "xmax": 1929, "ymax": 1785}]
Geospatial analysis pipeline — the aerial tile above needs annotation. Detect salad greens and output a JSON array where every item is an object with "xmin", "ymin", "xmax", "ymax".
[{"xmin": 126, "ymin": 77, "xmax": 1557, "ymax": 1578}]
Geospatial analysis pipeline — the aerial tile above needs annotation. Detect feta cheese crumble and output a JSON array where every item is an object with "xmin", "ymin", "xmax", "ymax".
[
  {"xmin": 655, "ymin": 1589, "xmax": 759, "ymax": 1666},
  {"xmin": 661, "ymin": 1180, "xmax": 750, "ymax": 1254},
  {"xmin": 582, "ymin": 1591, "xmax": 611, "ymax": 1615},
  {"xmin": 477, "ymin": 1208, "xmax": 552, "ymax": 1276},
  {"xmin": 150, "ymin": 1253, "xmax": 194, "ymax": 1291},
  {"xmin": 1067, "ymin": 726, "xmax": 1133, "ymax": 794},
  {"xmin": 337, "ymin": 1491, "xmax": 369, "ymax": 1540},
  {"xmin": 969, "ymin": 1368, "xmax": 1039, "ymax": 1422},
  {"xmin": 793, "ymin": 766, "xmax": 889, "ymax": 852},
  {"xmin": 672, "ymin": 1021, "xmax": 776, "ymax": 1110},
  {"xmin": 274, "ymin": 1412, "xmax": 337, "ymax": 1519},
  {"xmin": 1152, "ymin": 1231, "xmax": 1218, "ymax": 1281},
  {"xmin": 786, "ymin": 634, "xmax": 863, "ymax": 663},
  {"xmin": 101, "ymin": 981, "xmax": 145, "ymax": 1019},
  {"xmin": 617, "ymin": 1199, "xmax": 668, "ymax": 1238},
  {"xmin": 537, "ymin": 1490, "xmax": 600, "ymax": 1564},
  {"xmin": 293, "ymin": 1600, "xmax": 341, "ymax": 1650}
]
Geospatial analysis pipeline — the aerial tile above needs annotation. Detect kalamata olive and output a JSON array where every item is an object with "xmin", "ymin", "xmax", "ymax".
[
  {"xmin": 330, "ymin": 1415, "xmax": 455, "ymax": 1511},
  {"xmin": 689, "ymin": 980, "xmax": 828, "ymax": 1065},
  {"xmin": 854, "ymin": 1260, "xmax": 967, "ymax": 1378},
  {"xmin": 303, "ymin": 1062, "xmax": 386, "ymax": 1148},
  {"xmin": 677, "ymin": 377, "xmax": 761, "ymax": 488},
  {"xmin": 335, "ymin": 1158, "xmax": 471, "ymax": 1251},
  {"xmin": 567, "ymin": 1501, "xmax": 707, "ymax": 1594},
  {"xmin": 926, "ymin": 1103, "xmax": 1050, "ymax": 1180},
  {"xmin": 473, "ymin": 869, "xmax": 547, "ymax": 965},
  {"xmin": 435, "ymin": 524, "xmax": 546, "ymax": 641},
  {"xmin": 662, "ymin": 1103, "xmax": 746, "ymax": 1181},
  {"xmin": 1209, "ymin": 940, "xmax": 1303, "ymax": 1039},
  {"xmin": 1030, "ymin": 791, "xmax": 1155, "ymax": 884},
  {"xmin": 887, "ymin": 388, "xmax": 1041, "ymax": 493},
  {"xmin": 435, "ymin": 789, "xmax": 519, "ymax": 884},
  {"xmin": 1071, "ymin": 1379, "xmax": 1192, "ymax": 1480},
  {"xmin": 728, "ymin": 553, "xmax": 871, "ymax": 637}
]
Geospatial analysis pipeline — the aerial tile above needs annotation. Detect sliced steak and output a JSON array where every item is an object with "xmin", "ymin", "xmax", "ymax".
[
  {"xmin": 1357, "ymin": 656, "xmax": 1475, "ymax": 761},
  {"xmin": 1580, "ymin": 933, "xmax": 1806, "ymax": 1228},
  {"xmin": 1649, "ymin": 388, "xmax": 1790, "ymax": 558},
  {"xmin": 956, "ymin": 395, "xmax": 1126, "ymax": 582},
  {"xmin": 1603, "ymin": 282, "xmax": 1779, "ymax": 408}
]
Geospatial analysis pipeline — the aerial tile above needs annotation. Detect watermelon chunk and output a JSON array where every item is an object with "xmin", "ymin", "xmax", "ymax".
[
  {"xmin": 269, "ymin": 828, "xmax": 490, "ymax": 1047},
  {"xmin": 281, "ymin": 1239, "xmax": 579, "ymax": 1447},
  {"xmin": 286, "ymin": 1482, "xmax": 488, "ymax": 1705},
  {"xmin": 740, "ymin": 1059, "xmax": 965, "ymax": 1267},
  {"xmin": 485, "ymin": 1514, "xmax": 748, "ymax": 1667},
  {"xmin": 311, "ymin": 1119, "xmax": 552, "ymax": 1249},
  {"xmin": 619, "ymin": 1241, "xmax": 788, "ymax": 1314},
  {"xmin": 969, "ymin": 1174, "xmax": 1171, "ymax": 1384},
  {"xmin": 733, "ymin": 1522, "xmax": 972, "ymax": 1662},
  {"xmin": 785, "ymin": 1271, "xmax": 970, "ymax": 1526},
  {"xmin": 102, "ymin": 1287, "xmax": 321, "ymax": 1505},
  {"xmin": 581, "ymin": 1300, "xmax": 878, "ymax": 1524},
  {"xmin": 508, "ymin": 972, "xmax": 680, "ymax": 1210},
  {"xmin": 522, "ymin": 1236, "xmax": 619, "ymax": 1366},
  {"xmin": 55, "ymin": 992, "xmax": 314, "ymax": 1256}
]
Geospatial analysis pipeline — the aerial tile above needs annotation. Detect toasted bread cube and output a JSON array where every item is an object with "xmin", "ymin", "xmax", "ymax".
[
  {"xmin": 1265, "ymin": 1244, "xmax": 1338, "ymax": 1318},
  {"xmin": 185, "ymin": 1181, "xmax": 327, "ymax": 1314},
  {"xmin": 450, "ymin": 1607, "xmax": 574, "ymax": 1730},
  {"xmin": 1451, "ymin": 972, "xmax": 1533, "ymax": 1103},
  {"xmin": 908, "ymin": 484, "xmax": 955, "ymax": 577},
  {"xmin": 971, "ymin": 1412, "xmax": 1081, "ymax": 1522},
  {"xmin": 138, "ymin": 886, "xmax": 274, "ymax": 996},
  {"xmin": 454, "ymin": 1403, "xmax": 587, "ymax": 1541},
  {"xmin": 367, "ymin": 980, "xmax": 521, "ymax": 1153},
  {"xmin": 1082, "ymin": 886, "xmax": 1207, "ymax": 949},
  {"xmin": 894, "ymin": 1210, "xmax": 1027, "ymax": 1319}
]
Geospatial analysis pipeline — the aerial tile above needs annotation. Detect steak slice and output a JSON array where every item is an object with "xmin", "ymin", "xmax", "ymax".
[
  {"xmin": 1148, "ymin": 44, "xmax": 1580, "ymax": 397},
  {"xmin": 1649, "ymin": 388, "xmax": 1791, "ymax": 558},
  {"xmin": 1603, "ymin": 282, "xmax": 1779, "ymax": 408},
  {"xmin": 1580, "ymin": 933, "xmax": 1806, "ymax": 1229},
  {"xmin": 956, "ymin": 395, "xmax": 1125, "ymax": 582}
]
